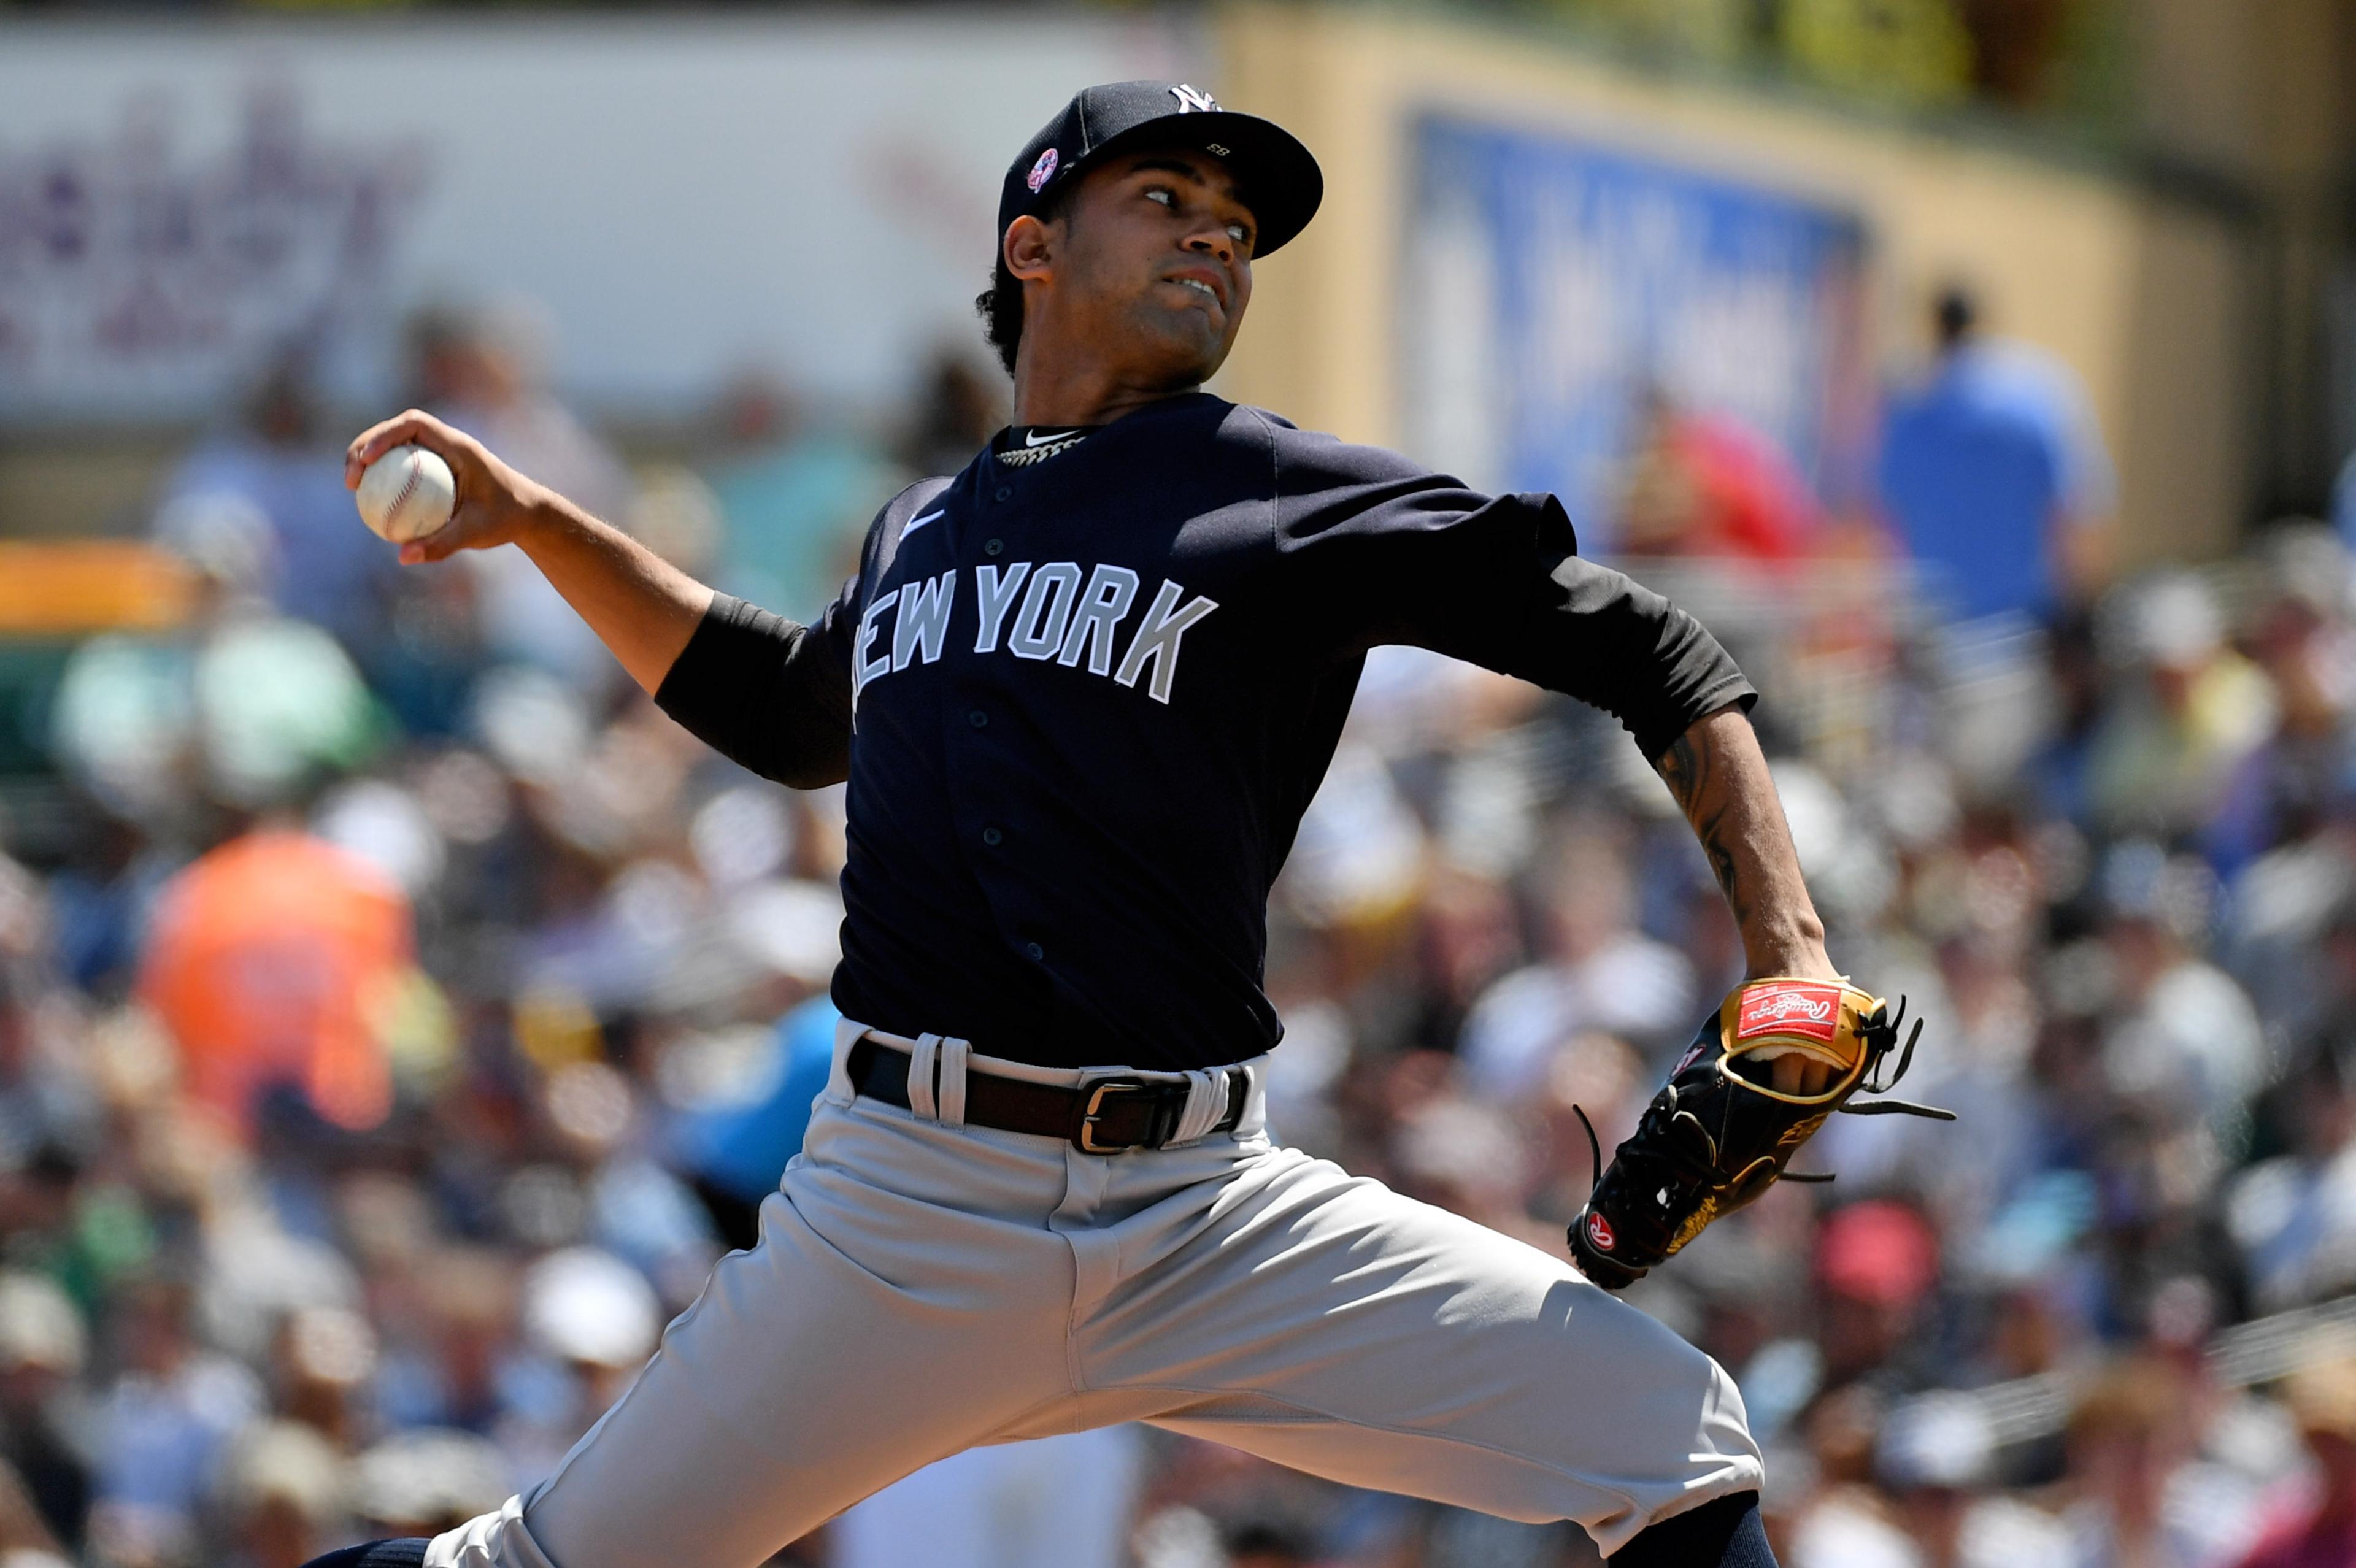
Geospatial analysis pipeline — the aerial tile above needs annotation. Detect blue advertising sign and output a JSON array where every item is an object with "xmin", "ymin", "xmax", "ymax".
[{"xmin": 1399, "ymin": 115, "xmax": 1869, "ymax": 550}]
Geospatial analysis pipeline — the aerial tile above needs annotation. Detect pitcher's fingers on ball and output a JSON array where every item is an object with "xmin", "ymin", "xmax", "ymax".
[
  {"xmin": 398, "ymin": 525, "xmax": 467, "ymax": 566},
  {"xmin": 345, "ymin": 409, "xmax": 458, "ymax": 489}
]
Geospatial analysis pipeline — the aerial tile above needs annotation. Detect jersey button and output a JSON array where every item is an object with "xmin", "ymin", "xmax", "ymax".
[
  {"xmin": 967, "ymin": 709, "xmax": 988, "ymax": 729},
  {"xmin": 994, "ymin": 486, "xmax": 1013, "ymax": 502},
  {"xmin": 983, "ymin": 538, "xmax": 1004, "ymax": 557},
  {"xmin": 1023, "ymin": 942, "xmax": 1045, "ymax": 962},
  {"xmin": 981, "ymin": 827, "xmax": 1003, "ymax": 847}
]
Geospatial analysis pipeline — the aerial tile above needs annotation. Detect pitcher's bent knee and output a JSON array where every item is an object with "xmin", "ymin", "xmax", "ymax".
[{"xmin": 1539, "ymin": 1285, "xmax": 1764, "ymax": 1553}]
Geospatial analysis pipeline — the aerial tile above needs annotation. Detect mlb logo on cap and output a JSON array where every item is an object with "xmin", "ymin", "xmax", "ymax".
[{"xmin": 995, "ymin": 80, "xmax": 1324, "ymax": 258}]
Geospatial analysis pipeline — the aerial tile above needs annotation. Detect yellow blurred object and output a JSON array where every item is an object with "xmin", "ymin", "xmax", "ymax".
[
  {"xmin": 368, "ymin": 966, "xmax": 460, "ymax": 1092},
  {"xmin": 0, "ymin": 542, "xmax": 199, "ymax": 636},
  {"xmin": 1782, "ymin": 0, "xmax": 1975, "ymax": 106},
  {"xmin": 1569, "ymin": 0, "xmax": 1755, "ymax": 64},
  {"xmin": 513, "ymin": 984, "xmax": 602, "ymax": 1070}
]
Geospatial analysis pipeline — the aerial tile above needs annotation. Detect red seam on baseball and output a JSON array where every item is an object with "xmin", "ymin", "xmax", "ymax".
[{"xmin": 390, "ymin": 460, "xmax": 423, "ymax": 536}]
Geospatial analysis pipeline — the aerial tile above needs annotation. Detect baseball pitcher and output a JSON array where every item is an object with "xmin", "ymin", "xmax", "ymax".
[{"xmin": 315, "ymin": 82, "xmax": 1944, "ymax": 1568}]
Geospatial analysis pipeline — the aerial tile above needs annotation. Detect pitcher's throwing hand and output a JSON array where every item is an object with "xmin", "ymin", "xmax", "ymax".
[{"xmin": 345, "ymin": 410, "xmax": 545, "ymax": 566}]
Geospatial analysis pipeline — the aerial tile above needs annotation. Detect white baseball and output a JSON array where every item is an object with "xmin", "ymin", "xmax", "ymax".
[{"xmin": 355, "ymin": 444, "xmax": 458, "ymax": 545}]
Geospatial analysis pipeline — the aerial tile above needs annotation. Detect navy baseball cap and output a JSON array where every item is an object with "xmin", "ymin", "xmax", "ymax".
[{"xmin": 997, "ymin": 81, "xmax": 1324, "ymax": 258}]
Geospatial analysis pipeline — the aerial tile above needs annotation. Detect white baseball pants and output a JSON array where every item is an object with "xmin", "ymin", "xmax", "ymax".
[{"xmin": 426, "ymin": 1021, "xmax": 1761, "ymax": 1567}]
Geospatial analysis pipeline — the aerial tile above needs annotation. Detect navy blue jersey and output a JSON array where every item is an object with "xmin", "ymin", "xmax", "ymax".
[{"xmin": 656, "ymin": 393, "xmax": 1751, "ymax": 1071}]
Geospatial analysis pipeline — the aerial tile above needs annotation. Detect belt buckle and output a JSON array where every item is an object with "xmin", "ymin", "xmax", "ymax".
[{"xmin": 1077, "ymin": 1077, "xmax": 1154, "ymax": 1153}]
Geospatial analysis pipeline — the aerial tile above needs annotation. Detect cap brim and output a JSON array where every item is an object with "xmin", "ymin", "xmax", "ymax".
[{"xmin": 1082, "ymin": 110, "xmax": 1324, "ymax": 257}]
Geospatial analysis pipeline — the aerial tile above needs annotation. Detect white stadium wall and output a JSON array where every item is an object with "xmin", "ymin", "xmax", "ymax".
[{"xmin": 0, "ymin": 12, "xmax": 1203, "ymax": 426}]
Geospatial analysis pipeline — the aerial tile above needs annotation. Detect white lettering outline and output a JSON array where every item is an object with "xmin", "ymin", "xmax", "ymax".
[
  {"xmin": 1007, "ymin": 561, "xmax": 1084, "ymax": 661},
  {"xmin": 893, "ymin": 571, "xmax": 957, "ymax": 671},
  {"xmin": 852, "ymin": 587, "xmax": 900, "ymax": 718},
  {"xmin": 972, "ymin": 563, "xmax": 1031, "ymax": 653},
  {"xmin": 1058, "ymin": 563, "xmax": 1141, "ymax": 675},
  {"xmin": 1113, "ymin": 579, "xmax": 1218, "ymax": 703}
]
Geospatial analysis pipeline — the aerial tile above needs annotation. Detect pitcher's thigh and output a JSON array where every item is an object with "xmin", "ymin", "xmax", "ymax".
[
  {"xmin": 1090, "ymin": 1150, "xmax": 1760, "ymax": 1555},
  {"xmin": 520, "ymin": 1187, "xmax": 1072, "ymax": 1568}
]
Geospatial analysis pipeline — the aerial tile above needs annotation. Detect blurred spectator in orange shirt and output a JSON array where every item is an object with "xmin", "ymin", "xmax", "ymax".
[{"xmin": 137, "ymin": 830, "xmax": 412, "ymax": 1140}]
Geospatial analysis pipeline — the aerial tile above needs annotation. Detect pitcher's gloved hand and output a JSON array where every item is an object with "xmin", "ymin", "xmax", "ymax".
[{"xmin": 1568, "ymin": 978, "xmax": 1952, "ymax": 1291}]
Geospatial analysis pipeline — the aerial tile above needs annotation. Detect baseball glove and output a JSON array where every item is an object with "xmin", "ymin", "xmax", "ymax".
[{"xmin": 1568, "ymin": 978, "xmax": 1951, "ymax": 1291}]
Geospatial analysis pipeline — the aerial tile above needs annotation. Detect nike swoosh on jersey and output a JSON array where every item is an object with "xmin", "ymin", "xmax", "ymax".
[
  {"xmin": 902, "ymin": 509, "xmax": 945, "ymax": 537},
  {"xmin": 1023, "ymin": 429, "xmax": 1084, "ymax": 448}
]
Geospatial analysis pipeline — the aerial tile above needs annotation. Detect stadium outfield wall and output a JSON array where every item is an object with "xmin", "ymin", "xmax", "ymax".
[
  {"xmin": 0, "ymin": 6, "xmax": 2273, "ymax": 566},
  {"xmin": 1212, "ymin": 1, "xmax": 2256, "ymax": 567}
]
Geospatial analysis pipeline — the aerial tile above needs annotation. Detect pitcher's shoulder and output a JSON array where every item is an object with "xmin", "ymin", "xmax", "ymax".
[{"xmin": 1218, "ymin": 404, "xmax": 1436, "ymax": 490}]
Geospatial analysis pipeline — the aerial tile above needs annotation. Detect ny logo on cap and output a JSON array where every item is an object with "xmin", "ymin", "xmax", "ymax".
[{"xmin": 1169, "ymin": 84, "xmax": 1219, "ymax": 113}]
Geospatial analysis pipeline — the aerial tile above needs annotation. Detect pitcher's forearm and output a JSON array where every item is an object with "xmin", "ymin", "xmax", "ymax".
[
  {"xmin": 1656, "ymin": 706, "xmax": 1831, "ymax": 980},
  {"xmin": 514, "ymin": 495, "xmax": 715, "ymax": 695}
]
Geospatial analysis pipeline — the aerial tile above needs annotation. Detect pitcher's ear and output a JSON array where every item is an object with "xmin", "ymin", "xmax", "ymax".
[{"xmin": 1004, "ymin": 214, "xmax": 1056, "ymax": 283}]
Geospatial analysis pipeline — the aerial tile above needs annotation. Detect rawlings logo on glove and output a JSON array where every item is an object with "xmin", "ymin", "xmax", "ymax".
[
  {"xmin": 1567, "ymin": 977, "xmax": 1953, "ymax": 1292},
  {"xmin": 1736, "ymin": 982, "xmax": 1840, "ymax": 1040}
]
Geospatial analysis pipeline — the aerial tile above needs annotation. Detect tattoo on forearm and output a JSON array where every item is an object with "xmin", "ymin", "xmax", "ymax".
[
  {"xmin": 1705, "ymin": 829, "xmax": 1752, "ymax": 929},
  {"xmin": 1658, "ymin": 729, "xmax": 1754, "ymax": 931},
  {"xmin": 1658, "ymin": 733, "xmax": 1703, "ymax": 816}
]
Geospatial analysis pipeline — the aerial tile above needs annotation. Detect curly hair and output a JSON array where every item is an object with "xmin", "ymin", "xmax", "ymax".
[{"xmin": 975, "ymin": 181, "xmax": 1079, "ymax": 378}]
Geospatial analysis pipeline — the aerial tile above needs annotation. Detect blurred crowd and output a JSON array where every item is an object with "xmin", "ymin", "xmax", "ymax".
[{"xmin": 0, "ymin": 290, "xmax": 2352, "ymax": 1568}]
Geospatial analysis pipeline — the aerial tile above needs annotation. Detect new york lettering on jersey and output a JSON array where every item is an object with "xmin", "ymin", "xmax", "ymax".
[
  {"xmin": 850, "ymin": 560, "xmax": 1217, "ymax": 712},
  {"xmin": 814, "ymin": 397, "xmax": 1311, "ymax": 1072},
  {"xmin": 657, "ymin": 392, "xmax": 1754, "ymax": 1072}
]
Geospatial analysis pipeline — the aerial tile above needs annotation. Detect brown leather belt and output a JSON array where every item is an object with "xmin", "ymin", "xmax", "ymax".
[{"xmin": 847, "ymin": 1038, "xmax": 1248, "ymax": 1153}]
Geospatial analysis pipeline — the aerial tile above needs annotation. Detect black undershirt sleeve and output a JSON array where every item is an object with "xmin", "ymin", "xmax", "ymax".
[
  {"xmin": 1519, "ymin": 540, "xmax": 1758, "ymax": 763},
  {"xmin": 653, "ymin": 593, "xmax": 854, "ymax": 790},
  {"xmin": 1266, "ymin": 419, "xmax": 1754, "ymax": 765}
]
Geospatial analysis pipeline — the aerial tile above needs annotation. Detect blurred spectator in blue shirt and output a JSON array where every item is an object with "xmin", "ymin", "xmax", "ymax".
[
  {"xmin": 90, "ymin": 1277, "xmax": 264, "ymax": 1564},
  {"xmin": 672, "ymin": 997, "xmax": 837, "ymax": 1252},
  {"xmin": 409, "ymin": 302, "xmax": 637, "ymax": 690},
  {"xmin": 1877, "ymin": 288, "xmax": 2117, "ymax": 626},
  {"xmin": 157, "ymin": 358, "xmax": 392, "ymax": 652}
]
